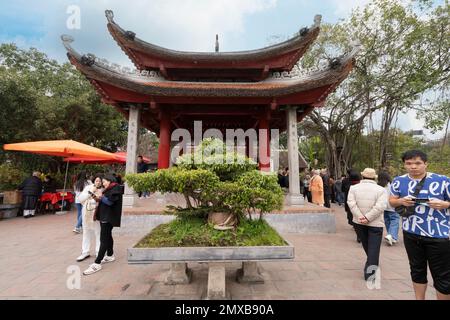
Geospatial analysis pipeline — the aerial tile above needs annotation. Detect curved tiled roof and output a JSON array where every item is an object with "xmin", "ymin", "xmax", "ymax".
[
  {"xmin": 105, "ymin": 10, "xmax": 322, "ymax": 72},
  {"xmin": 62, "ymin": 35, "xmax": 358, "ymax": 100}
]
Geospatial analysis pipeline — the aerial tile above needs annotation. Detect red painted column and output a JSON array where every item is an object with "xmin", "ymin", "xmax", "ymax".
[
  {"xmin": 259, "ymin": 117, "xmax": 271, "ymax": 172},
  {"xmin": 158, "ymin": 111, "xmax": 171, "ymax": 169}
]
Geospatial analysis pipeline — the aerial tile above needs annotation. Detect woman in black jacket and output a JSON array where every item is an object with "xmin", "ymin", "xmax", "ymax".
[
  {"xmin": 83, "ymin": 174, "xmax": 123, "ymax": 275},
  {"xmin": 343, "ymin": 169, "xmax": 362, "ymax": 242},
  {"xmin": 18, "ymin": 171, "xmax": 42, "ymax": 218}
]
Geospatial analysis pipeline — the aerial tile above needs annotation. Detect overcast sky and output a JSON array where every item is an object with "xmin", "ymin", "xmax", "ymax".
[{"xmin": 0, "ymin": 0, "xmax": 445, "ymax": 140}]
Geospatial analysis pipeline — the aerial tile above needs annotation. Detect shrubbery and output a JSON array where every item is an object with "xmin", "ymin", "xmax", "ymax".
[
  {"xmin": 0, "ymin": 163, "xmax": 27, "ymax": 191},
  {"xmin": 126, "ymin": 139, "xmax": 284, "ymax": 225}
]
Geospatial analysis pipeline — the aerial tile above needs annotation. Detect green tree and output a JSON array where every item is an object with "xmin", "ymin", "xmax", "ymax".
[
  {"xmin": 0, "ymin": 44, "xmax": 128, "ymax": 174},
  {"xmin": 301, "ymin": 0, "xmax": 449, "ymax": 176}
]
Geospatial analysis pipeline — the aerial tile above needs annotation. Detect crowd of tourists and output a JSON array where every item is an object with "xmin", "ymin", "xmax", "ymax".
[
  {"xmin": 295, "ymin": 150, "xmax": 449, "ymax": 300},
  {"xmin": 15, "ymin": 149, "xmax": 449, "ymax": 299}
]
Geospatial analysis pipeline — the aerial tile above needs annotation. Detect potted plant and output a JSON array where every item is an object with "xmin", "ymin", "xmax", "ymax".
[{"xmin": 125, "ymin": 139, "xmax": 293, "ymax": 298}]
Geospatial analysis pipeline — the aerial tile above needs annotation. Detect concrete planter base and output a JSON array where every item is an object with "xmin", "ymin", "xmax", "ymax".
[
  {"xmin": 236, "ymin": 261, "xmax": 264, "ymax": 284},
  {"xmin": 205, "ymin": 263, "xmax": 228, "ymax": 300},
  {"xmin": 164, "ymin": 263, "xmax": 192, "ymax": 285},
  {"xmin": 128, "ymin": 242, "xmax": 293, "ymax": 300},
  {"xmin": 0, "ymin": 204, "xmax": 20, "ymax": 220},
  {"xmin": 128, "ymin": 242, "xmax": 294, "ymax": 263}
]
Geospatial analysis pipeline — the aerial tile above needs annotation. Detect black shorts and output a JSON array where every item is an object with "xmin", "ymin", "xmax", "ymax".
[{"xmin": 403, "ymin": 231, "xmax": 450, "ymax": 295}]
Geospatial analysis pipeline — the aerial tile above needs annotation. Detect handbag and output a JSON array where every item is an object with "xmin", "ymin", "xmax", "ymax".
[{"xmin": 394, "ymin": 176, "xmax": 426, "ymax": 217}]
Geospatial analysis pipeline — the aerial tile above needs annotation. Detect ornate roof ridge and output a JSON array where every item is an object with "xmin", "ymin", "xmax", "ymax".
[
  {"xmin": 61, "ymin": 35, "xmax": 164, "ymax": 80},
  {"xmin": 105, "ymin": 9, "xmax": 322, "ymax": 58},
  {"xmin": 267, "ymin": 40, "xmax": 361, "ymax": 81},
  {"xmin": 62, "ymin": 35, "xmax": 357, "ymax": 85}
]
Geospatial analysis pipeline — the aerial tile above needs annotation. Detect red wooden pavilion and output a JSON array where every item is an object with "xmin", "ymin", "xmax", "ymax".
[{"xmin": 62, "ymin": 10, "xmax": 358, "ymax": 206}]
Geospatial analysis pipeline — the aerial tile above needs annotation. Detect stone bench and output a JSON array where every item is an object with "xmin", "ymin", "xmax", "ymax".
[{"xmin": 128, "ymin": 243, "xmax": 294, "ymax": 300}]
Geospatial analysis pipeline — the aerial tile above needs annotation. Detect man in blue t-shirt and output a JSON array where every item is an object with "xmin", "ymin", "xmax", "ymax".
[{"xmin": 389, "ymin": 150, "xmax": 450, "ymax": 300}]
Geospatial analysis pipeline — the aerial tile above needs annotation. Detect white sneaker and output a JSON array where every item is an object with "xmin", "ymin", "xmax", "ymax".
[
  {"xmin": 83, "ymin": 263, "xmax": 102, "ymax": 275},
  {"xmin": 73, "ymin": 228, "xmax": 81, "ymax": 234},
  {"xmin": 385, "ymin": 234, "xmax": 393, "ymax": 246},
  {"xmin": 101, "ymin": 255, "xmax": 116, "ymax": 264},
  {"xmin": 76, "ymin": 253, "xmax": 91, "ymax": 262}
]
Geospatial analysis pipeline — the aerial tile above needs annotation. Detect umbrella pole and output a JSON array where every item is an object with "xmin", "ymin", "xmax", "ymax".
[{"xmin": 61, "ymin": 160, "xmax": 70, "ymax": 212}]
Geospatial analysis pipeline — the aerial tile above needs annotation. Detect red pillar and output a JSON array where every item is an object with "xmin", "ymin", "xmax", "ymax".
[
  {"xmin": 158, "ymin": 111, "xmax": 171, "ymax": 169},
  {"xmin": 259, "ymin": 117, "xmax": 271, "ymax": 172}
]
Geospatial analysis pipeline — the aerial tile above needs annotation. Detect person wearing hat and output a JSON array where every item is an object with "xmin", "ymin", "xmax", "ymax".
[{"xmin": 347, "ymin": 168, "xmax": 387, "ymax": 282}]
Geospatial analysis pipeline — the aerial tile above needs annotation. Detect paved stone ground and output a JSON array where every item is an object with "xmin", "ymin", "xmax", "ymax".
[{"xmin": 0, "ymin": 203, "xmax": 438, "ymax": 300}]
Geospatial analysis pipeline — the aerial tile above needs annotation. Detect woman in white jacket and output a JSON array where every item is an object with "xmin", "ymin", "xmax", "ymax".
[
  {"xmin": 76, "ymin": 175, "xmax": 103, "ymax": 262},
  {"xmin": 347, "ymin": 168, "xmax": 387, "ymax": 282}
]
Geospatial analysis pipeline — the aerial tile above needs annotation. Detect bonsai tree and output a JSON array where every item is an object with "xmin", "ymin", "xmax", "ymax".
[{"xmin": 126, "ymin": 138, "xmax": 284, "ymax": 229}]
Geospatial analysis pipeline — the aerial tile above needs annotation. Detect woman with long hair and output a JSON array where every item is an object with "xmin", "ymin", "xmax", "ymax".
[
  {"xmin": 73, "ymin": 171, "xmax": 91, "ymax": 234},
  {"xmin": 76, "ymin": 174, "xmax": 103, "ymax": 262},
  {"xmin": 83, "ymin": 174, "xmax": 123, "ymax": 275}
]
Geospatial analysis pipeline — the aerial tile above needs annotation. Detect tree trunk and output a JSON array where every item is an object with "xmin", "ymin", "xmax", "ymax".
[
  {"xmin": 379, "ymin": 106, "xmax": 398, "ymax": 170},
  {"xmin": 441, "ymin": 116, "xmax": 450, "ymax": 155}
]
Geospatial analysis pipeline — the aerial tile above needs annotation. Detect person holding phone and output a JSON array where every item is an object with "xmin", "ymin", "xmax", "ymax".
[
  {"xmin": 389, "ymin": 150, "xmax": 450, "ymax": 300},
  {"xmin": 83, "ymin": 174, "xmax": 123, "ymax": 275},
  {"xmin": 76, "ymin": 175, "xmax": 103, "ymax": 262}
]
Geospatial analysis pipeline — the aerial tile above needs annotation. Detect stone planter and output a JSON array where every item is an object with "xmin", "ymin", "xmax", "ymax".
[
  {"xmin": 3, "ymin": 191, "xmax": 22, "ymax": 205},
  {"xmin": 128, "ymin": 241, "xmax": 294, "ymax": 300},
  {"xmin": 128, "ymin": 243, "xmax": 294, "ymax": 263},
  {"xmin": 0, "ymin": 204, "xmax": 21, "ymax": 220}
]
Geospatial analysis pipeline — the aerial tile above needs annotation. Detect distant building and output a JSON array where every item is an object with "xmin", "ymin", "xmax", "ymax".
[
  {"xmin": 407, "ymin": 130, "xmax": 424, "ymax": 136},
  {"xmin": 275, "ymin": 150, "xmax": 309, "ymax": 171}
]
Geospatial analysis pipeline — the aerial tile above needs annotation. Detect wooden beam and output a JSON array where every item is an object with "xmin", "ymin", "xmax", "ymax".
[
  {"xmin": 159, "ymin": 63, "xmax": 169, "ymax": 79},
  {"xmin": 270, "ymin": 98, "xmax": 278, "ymax": 111},
  {"xmin": 259, "ymin": 65, "xmax": 270, "ymax": 80}
]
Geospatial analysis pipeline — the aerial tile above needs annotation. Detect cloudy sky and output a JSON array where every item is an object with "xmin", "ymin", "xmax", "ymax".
[{"xmin": 0, "ymin": 0, "xmax": 445, "ymax": 139}]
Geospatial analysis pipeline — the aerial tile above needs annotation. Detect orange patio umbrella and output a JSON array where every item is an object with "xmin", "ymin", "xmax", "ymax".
[
  {"xmin": 3, "ymin": 140, "xmax": 116, "ymax": 212},
  {"xmin": 3, "ymin": 140, "xmax": 116, "ymax": 160},
  {"xmin": 63, "ymin": 151, "xmax": 150, "ymax": 164}
]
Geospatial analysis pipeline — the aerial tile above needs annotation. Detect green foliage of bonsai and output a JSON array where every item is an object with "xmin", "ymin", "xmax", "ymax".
[
  {"xmin": 176, "ymin": 137, "xmax": 258, "ymax": 181},
  {"xmin": 126, "ymin": 138, "xmax": 284, "ymax": 225}
]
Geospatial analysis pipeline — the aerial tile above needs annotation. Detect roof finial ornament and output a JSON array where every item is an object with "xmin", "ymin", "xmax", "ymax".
[
  {"xmin": 329, "ymin": 57, "xmax": 342, "ymax": 69},
  {"xmin": 313, "ymin": 15, "xmax": 322, "ymax": 28},
  {"xmin": 81, "ymin": 54, "xmax": 96, "ymax": 67},
  {"xmin": 61, "ymin": 34, "xmax": 74, "ymax": 44},
  {"xmin": 105, "ymin": 10, "xmax": 115, "ymax": 23},
  {"xmin": 61, "ymin": 34, "xmax": 76, "ymax": 53},
  {"xmin": 299, "ymin": 27, "xmax": 309, "ymax": 36},
  {"xmin": 124, "ymin": 31, "xmax": 136, "ymax": 41},
  {"xmin": 215, "ymin": 34, "xmax": 219, "ymax": 53}
]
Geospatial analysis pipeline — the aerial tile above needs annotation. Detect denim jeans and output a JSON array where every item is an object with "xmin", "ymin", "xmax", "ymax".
[
  {"xmin": 75, "ymin": 203, "xmax": 83, "ymax": 229},
  {"xmin": 335, "ymin": 192, "xmax": 345, "ymax": 205},
  {"xmin": 384, "ymin": 210, "xmax": 400, "ymax": 241}
]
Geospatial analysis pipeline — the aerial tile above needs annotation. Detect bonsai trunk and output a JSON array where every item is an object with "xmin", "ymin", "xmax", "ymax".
[{"xmin": 208, "ymin": 212, "xmax": 237, "ymax": 230}]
